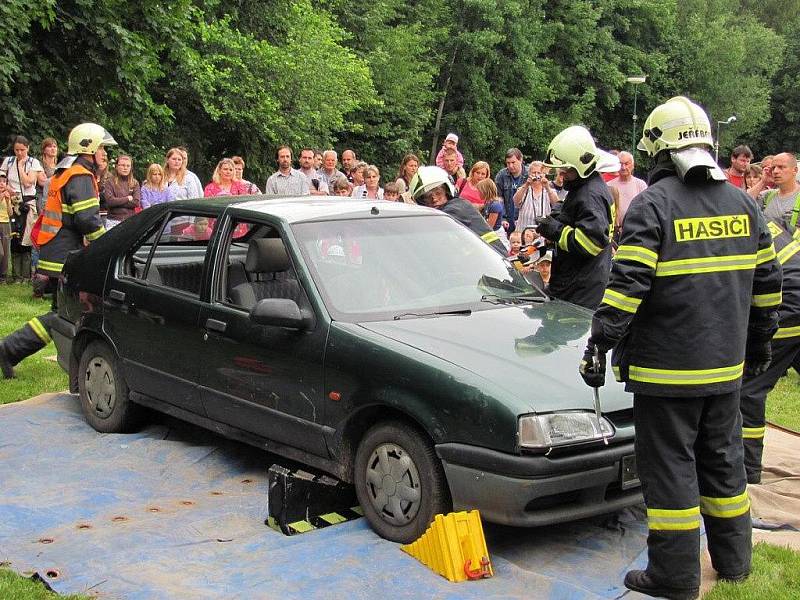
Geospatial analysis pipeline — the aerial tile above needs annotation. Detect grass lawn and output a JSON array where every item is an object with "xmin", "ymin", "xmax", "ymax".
[{"xmin": 0, "ymin": 284, "xmax": 798, "ymax": 599}]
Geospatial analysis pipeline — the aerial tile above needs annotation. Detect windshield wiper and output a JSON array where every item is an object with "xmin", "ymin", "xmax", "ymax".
[
  {"xmin": 480, "ymin": 294, "xmax": 547, "ymax": 305},
  {"xmin": 393, "ymin": 309, "xmax": 472, "ymax": 320}
]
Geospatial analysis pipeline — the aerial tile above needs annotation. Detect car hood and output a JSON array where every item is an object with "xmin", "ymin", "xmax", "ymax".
[{"xmin": 357, "ymin": 300, "xmax": 631, "ymax": 415}]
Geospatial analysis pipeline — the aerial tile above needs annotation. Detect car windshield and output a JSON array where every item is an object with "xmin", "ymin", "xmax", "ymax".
[{"xmin": 293, "ymin": 214, "xmax": 545, "ymax": 322}]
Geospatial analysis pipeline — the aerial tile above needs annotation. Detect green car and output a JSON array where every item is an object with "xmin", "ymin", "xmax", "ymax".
[{"xmin": 51, "ymin": 197, "xmax": 641, "ymax": 543}]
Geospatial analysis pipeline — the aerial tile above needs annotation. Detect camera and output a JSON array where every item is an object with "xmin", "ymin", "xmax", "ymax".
[{"xmin": 531, "ymin": 174, "xmax": 542, "ymax": 181}]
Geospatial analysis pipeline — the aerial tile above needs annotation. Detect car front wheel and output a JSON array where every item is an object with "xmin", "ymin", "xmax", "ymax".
[
  {"xmin": 354, "ymin": 421, "xmax": 451, "ymax": 543},
  {"xmin": 78, "ymin": 340, "xmax": 141, "ymax": 433}
]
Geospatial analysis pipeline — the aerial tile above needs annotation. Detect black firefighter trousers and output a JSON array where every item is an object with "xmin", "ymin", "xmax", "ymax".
[
  {"xmin": 634, "ymin": 392, "xmax": 751, "ymax": 590},
  {"xmin": 2, "ymin": 277, "xmax": 60, "ymax": 369},
  {"xmin": 740, "ymin": 336, "xmax": 800, "ymax": 482}
]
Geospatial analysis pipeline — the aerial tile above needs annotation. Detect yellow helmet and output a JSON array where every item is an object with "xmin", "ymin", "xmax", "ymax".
[
  {"xmin": 637, "ymin": 96, "xmax": 713, "ymax": 157},
  {"xmin": 543, "ymin": 125, "xmax": 600, "ymax": 179},
  {"xmin": 67, "ymin": 123, "xmax": 117, "ymax": 155}
]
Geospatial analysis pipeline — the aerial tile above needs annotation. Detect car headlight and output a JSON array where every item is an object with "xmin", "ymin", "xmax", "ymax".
[{"xmin": 518, "ymin": 412, "xmax": 615, "ymax": 449}]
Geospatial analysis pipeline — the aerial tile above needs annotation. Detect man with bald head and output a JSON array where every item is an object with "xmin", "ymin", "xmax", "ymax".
[
  {"xmin": 341, "ymin": 149, "xmax": 357, "ymax": 184},
  {"xmin": 607, "ymin": 151, "xmax": 647, "ymax": 233},
  {"xmin": 761, "ymin": 153, "xmax": 800, "ymax": 230}
]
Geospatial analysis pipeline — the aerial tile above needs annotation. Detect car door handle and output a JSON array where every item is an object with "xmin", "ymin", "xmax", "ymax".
[
  {"xmin": 109, "ymin": 289, "xmax": 126, "ymax": 302},
  {"xmin": 205, "ymin": 318, "xmax": 227, "ymax": 333}
]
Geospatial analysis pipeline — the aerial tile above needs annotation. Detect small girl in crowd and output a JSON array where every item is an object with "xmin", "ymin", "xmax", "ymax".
[{"xmin": 140, "ymin": 164, "xmax": 175, "ymax": 210}]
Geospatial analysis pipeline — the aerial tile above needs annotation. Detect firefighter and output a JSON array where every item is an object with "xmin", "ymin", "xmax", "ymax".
[
  {"xmin": 536, "ymin": 125, "xmax": 614, "ymax": 309},
  {"xmin": 408, "ymin": 165, "xmax": 507, "ymax": 254},
  {"xmin": 740, "ymin": 214, "xmax": 800, "ymax": 483},
  {"xmin": 580, "ymin": 97, "xmax": 782, "ymax": 599},
  {"xmin": 0, "ymin": 123, "xmax": 114, "ymax": 379}
]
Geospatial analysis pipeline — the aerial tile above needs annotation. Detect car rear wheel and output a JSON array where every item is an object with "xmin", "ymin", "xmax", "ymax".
[
  {"xmin": 354, "ymin": 421, "xmax": 451, "ymax": 543},
  {"xmin": 78, "ymin": 340, "xmax": 141, "ymax": 433}
]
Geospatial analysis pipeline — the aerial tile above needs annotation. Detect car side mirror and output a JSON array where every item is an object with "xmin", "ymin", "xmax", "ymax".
[{"xmin": 250, "ymin": 298, "xmax": 308, "ymax": 330}]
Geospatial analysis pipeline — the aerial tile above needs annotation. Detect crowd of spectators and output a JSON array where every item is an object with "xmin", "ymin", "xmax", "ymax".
[{"xmin": 0, "ymin": 130, "xmax": 796, "ymax": 297}]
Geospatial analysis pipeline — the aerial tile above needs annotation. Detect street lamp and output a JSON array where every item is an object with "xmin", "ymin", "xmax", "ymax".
[
  {"xmin": 714, "ymin": 115, "xmax": 737, "ymax": 163},
  {"xmin": 626, "ymin": 75, "xmax": 647, "ymax": 152}
]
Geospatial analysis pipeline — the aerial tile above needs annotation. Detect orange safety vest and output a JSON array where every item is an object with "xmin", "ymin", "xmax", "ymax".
[{"xmin": 31, "ymin": 163, "xmax": 98, "ymax": 247}]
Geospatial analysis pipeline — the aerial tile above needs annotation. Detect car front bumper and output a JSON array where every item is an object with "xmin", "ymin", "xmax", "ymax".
[{"xmin": 436, "ymin": 441, "xmax": 643, "ymax": 527}]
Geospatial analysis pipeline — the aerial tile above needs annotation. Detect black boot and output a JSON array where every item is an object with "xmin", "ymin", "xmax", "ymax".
[
  {"xmin": 0, "ymin": 343, "xmax": 14, "ymax": 379},
  {"xmin": 624, "ymin": 570, "xmax": 699, "ymax": 600}
]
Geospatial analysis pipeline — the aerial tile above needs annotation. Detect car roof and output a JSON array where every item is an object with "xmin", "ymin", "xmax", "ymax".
[{"xmin": 168, "ymin": 196, "xmax": 438, "ymax": 224}]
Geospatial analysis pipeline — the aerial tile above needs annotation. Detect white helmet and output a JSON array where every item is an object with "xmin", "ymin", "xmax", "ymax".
[
  {"xmin": 408, "ymin": 165, "xmax": 456, "ymax": 204},
  {"xmin": 543, "ymin": 125, "xmax": 601, "ymax": 179},
  {"xmin": 67, "ymin": 123, "xmax": 117, "ymax": 155},
  {"xmin": 637, "ymin": 96, "xmax": 713, "ymax": 157}
]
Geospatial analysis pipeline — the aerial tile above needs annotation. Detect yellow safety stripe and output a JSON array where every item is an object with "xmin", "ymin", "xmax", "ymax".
[
  {"xmin": 629, "ymin": 362, "xmax": 743, "ymax": 385},
  {"xmin": 647, "ymin": 506, "xmax": 701, "ymax": 531},
  {"xmin": 756, "ymin": 243, "xmax": 777, "ymax": 265},
  {"xmin": 481, "ymin": 230, "xmax": 500, "ymax": 244},
  {"xmin": 27, "ymin": 318, "xmax": 52, "ymax": 344},
  {"xmin": 85, "ymin": 226, "xmax": 106, "ymax": 241},
  {"xmin": 752, "ymin": 291, "xmax": 782, "ymax": 308},
  {"xmin": 601, "ymin": 288, "xmax": 642, "ymax": 314},
  {"xmin": 700, "ymin": 491, "xmax": 750, "ymax": 519},
  {"xmin": 612, "ymin": 365, "xmax": 622, "ymax": 381},
  {"xmin": 774, "ymin": 325, "xmax": 800, "ymax": 339},
  {"xmin": 777, "ymin": 240, "xmax": 800, "ymax": 265},
  {"xmin": 62, "ymin": 197, "xmax": 100, "ymax": 214},
  {"xmin": 574, "ymin": 228, "xmax": 603, "ymax": 256},
  {"xmin": 655, "ymin": 254, "xmax": 756, "ymax": 277},
  {"xmin": 614, "ymin": 245, "xmax": 658, "ymax": 269},
  {"xmin": 558, "ymin": 225, "xmax": 573, "ymax": 252},
  {"xmin": 37, "ymin": 259, "xmax": 64, "ymax": 273},
  {"xmin": 742, "ymin": 426, "xmax": 766, "ymax": 439}
]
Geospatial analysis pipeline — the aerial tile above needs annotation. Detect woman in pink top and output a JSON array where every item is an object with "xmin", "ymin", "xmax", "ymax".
[
  {"xmin": 204, "ymin": 158, "xmax": 251, "ymax": 197},
  {"xmin": 460, "ymin": 161, "xmax": 491, "ymax": 209}
]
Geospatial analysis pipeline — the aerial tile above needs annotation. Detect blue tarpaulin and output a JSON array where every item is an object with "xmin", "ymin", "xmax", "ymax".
[{"xmin": 0, "ymin": 394, "xmax": 652, "ymax": 599}]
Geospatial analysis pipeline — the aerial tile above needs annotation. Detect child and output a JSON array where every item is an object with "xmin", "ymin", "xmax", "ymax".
[
  {"xmin": 534, "ymin": 250, "xmax": 552, "ymax": 285},
  {"xmin": 435, "ymin": 133, "xmax": 464, "ymax": 170},
  {"xmin": 181, "ymin": 217, "xmax": 212, "ymax": 240},
  {"xmin": 332, "ymin": 177, "xmax": 351, "ymax": 197},
  {"xmin": 0, "ymin": 174, "xmax": 12, "ymax": 282},
  {"xmin": 383, "ymin": 182, "xmax": 401, "ymax": 201},
  {"xmin": 508, "ymin": 231, "xmax": 522, "ymax": 257}
]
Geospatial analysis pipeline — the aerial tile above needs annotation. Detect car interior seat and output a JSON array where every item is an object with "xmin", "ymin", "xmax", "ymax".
[{"xmin": 230, "ymin": 238, "xmax": 303, "ymax": 310}]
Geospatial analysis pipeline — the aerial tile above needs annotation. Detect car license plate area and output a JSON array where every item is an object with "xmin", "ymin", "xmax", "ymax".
[{"xmin": 621, "ymin": 454, "xmax": 640, "ymax": 490}]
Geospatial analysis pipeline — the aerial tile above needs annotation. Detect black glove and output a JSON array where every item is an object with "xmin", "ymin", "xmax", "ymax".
[
  {"xmin": 535, "ymin": 215, "xmax": 564, "ymax": 242},
  {"xmin": 579, "ymin": 342, "xmax": 606, "ymax": 388},
  {"xmin": 744, "ymin": 342, "xmax": 771, "ymax": 377}
]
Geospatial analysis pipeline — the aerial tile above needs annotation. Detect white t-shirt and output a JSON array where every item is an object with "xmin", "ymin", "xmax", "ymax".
[{"xmin": 0, "ymin": 156, "xmax": 43, "ymax": 197}]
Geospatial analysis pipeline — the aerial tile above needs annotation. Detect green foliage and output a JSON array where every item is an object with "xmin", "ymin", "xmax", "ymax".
[
  {"xmin": 0, "ymin": 0, "xmax": 796, "ymax": 181},
  {"xmin": 671, "ymin": 3, "xmax": 783, "ymax": 157}
]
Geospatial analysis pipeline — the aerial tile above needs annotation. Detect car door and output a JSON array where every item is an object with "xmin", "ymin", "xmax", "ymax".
[
  {"xmin": 105, "ymin": 210, "xmax": 216, "ymax": 415},
  {"xmin": 196, "ymin": 213, "xmax": 330, "ymax": 456}
]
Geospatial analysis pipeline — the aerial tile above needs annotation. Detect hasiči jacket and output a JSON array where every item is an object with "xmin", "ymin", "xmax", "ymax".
[{"xmin": 591, "ymin": 159, "xmax": 782, "ymax": 397}]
